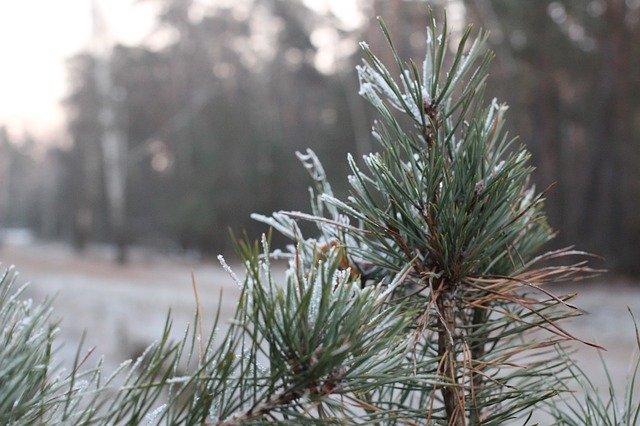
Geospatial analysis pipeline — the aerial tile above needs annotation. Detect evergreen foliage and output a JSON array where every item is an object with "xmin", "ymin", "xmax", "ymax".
[
  {"xmin": 254, "ymin": 15, "xmax": 598, "ymax": 423},
  {"xmin": 1, "ymin": 14, "xmax": 635, "ymax": 426},
  {"xmin": 546, "ymin": 310, "xmax": 640, "ymax": 426}
]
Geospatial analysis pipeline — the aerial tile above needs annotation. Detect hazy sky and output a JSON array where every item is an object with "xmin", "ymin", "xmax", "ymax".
[
  {"xmin": 0, "ymin": 0, "xmax": 157, "ymax": 140},
  {"xmin": 0, "ymin": 0, "xmax": 365, "ymax": 142}
]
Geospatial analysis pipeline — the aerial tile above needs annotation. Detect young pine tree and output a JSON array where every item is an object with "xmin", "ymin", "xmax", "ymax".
[
  {"xmin": 254, "ymin": 15, "xmax": 598, "ymax": 424},
  {"xmin": 0, "ymin": 14, "xmax": 614, "ymax": 426}
]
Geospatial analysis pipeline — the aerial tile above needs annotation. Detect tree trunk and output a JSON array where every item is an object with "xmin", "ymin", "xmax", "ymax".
[{"xmin": 437, "ymin": 284, "xmax": 465, "ymax": 426}]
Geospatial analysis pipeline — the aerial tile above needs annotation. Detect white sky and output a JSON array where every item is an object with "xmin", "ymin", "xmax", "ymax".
[
  {"xmin": 0, "ymin": 0, "xmax": 157, "ymax": 140},
  {"xmin": 0, "ymin": 0, "xmax": 364, "ymax": 142}
]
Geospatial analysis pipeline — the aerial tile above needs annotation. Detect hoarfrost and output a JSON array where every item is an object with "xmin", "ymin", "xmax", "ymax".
[
  {"xmin": 269, "ymin": 249, "xmax": 287, "ymax": 259},
  {"xmin": 369, "ymin": 67, "xmax": 402, "ymax": 106},
  {"xmin": 217, "ymin": 255, "xmax": 242, "ymax": 288},
  {"xmin": 166, "ymin": 376, "xmax": 192, "ymax": 384},
  {"xmin": 209, "ymin": 402, "xmax": 220, "ymax": 422},
  {"xmin": 73, "ymin": 380, "xmax": 89, "ymax": 393},
  {"xmin": 371, "ymin": 129, "xmax": 382, "ymax": 143},
  {"xmin": 335, "ymin": 269, "xmax": 349, "ymax": 284},
  {"xmin": 423, "ymin": 34, "xmax": 433, "ymax": 94},
  {"xmin": 296, "ymin": 149, "xmax": 326, "ymax": 182},
  {"xmin": 145, "ymin": 404, "xmax": 167, "ymax": 424},
  {"xmin": 358, "ymin": 82, "xmax": 385, "ymax": 110},
  {"xmin": 401, "ymin": 93, "xmax": 422, "ymax": 121},
  {"xmin": 251, "ymin": 212, "xmax": 301, "ymax": 242},
  {"xmin": 521, "ymin": 186, "xmax": 535, "ymax": 208}
]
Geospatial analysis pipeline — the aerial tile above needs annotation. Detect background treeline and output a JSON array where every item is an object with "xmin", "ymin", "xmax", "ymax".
[{"xmin": 0, "ymin": 0, "xmax": 638, "ymax": 274}]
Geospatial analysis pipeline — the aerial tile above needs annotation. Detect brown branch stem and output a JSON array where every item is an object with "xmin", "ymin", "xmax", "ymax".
[
  {"xmin": 436, "ymin": 284, "xmax": 466, "ymax": 426},
  {"xmin": 469, "ymin": 306, "xmax": 487, "ymax": 425},
  {"xmin": 216, "ymin": 387, "xmax": 303, "ymax": 426},
  {"xmin": 217, "ymin": 369, "xmax": 345, "ymax": 426}
]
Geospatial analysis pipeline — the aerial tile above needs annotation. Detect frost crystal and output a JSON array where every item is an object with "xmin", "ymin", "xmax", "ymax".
[
  {"xmin": 145, "ymin": 404, "xmax": 167, "ymax": 424},
  {"xmin": 296, "ymin": 149, "xmax": 326, "ymax": 182},
  {"xmin": 308, "ymin": 263, "xmax": 323, "ymax": 323},
  {"xmin": 74, "ymin": 380, "xmax": 89, "ymax": 393},
  {"xmin": 358, "ymin": 82, "xmax": 385, "ymax": 110},
  {"xmin": 269, "ymin": 249, "xmax": 286, "ymax": 259},
  {"xmin": 209, "ymin": 402, "xmax": 220, "ymax": 422},
  {"xmin": 166, "ymin": 376, "xmax": 191, "ymax": 384},
  {"xmin": 217, "ymin": 255, "xmax": 242, "ymax": 288}
]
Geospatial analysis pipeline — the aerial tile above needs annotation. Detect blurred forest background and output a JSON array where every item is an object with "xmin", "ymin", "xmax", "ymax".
[{"xmin": 0, "ymin": 0, "xmax": 638, "ymax": 274}]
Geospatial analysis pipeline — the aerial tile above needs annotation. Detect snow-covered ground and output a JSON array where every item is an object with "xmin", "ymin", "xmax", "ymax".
[
  {"xmin": 1, "ymin": 241, "xmax": 638, "ymax": 419},
  {"xmin": 1, "ymin": 241, "xmax": 244, "ymax": 374}
]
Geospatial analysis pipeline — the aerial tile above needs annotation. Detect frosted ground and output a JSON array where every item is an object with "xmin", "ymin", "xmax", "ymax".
[{"xmin": 1, "ymin": 241, "xmax": 639, "ymax": 420}]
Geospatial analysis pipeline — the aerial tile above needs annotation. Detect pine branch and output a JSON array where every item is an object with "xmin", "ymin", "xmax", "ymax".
[{"xmin": 0, "ymin": 11, "xmax": 617, "ymax": 426}]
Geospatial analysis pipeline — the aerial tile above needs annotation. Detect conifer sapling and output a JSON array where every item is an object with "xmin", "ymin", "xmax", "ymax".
[
  {"xmin": 0, "ymin": 13, "xmax": 605, "ymax": 426},
  {"xmin": 256, "ymin": 14, "xmax": 598, "ymax": 424}
]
